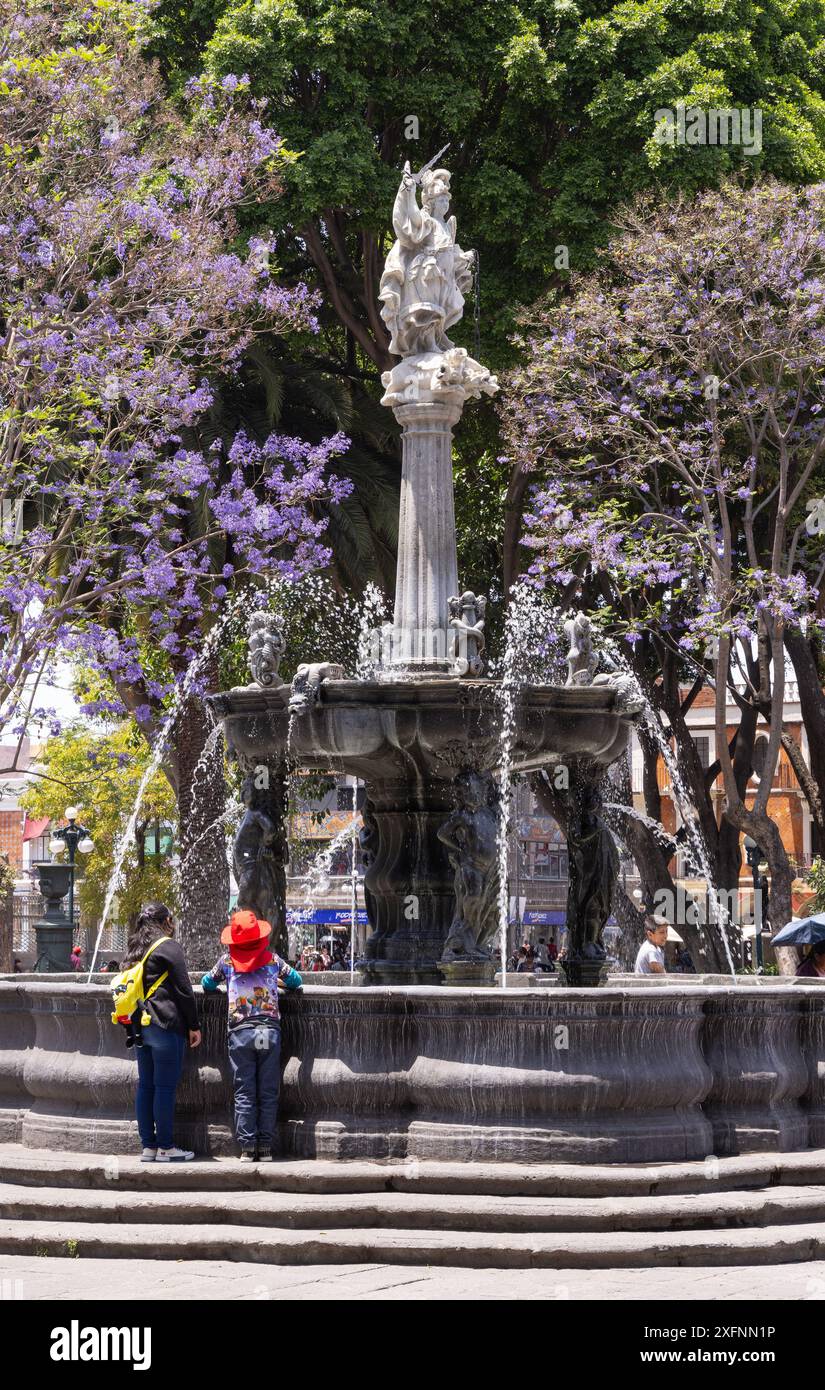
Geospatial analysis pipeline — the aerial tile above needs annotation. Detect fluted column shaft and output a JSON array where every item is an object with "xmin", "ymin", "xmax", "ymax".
[{"xmin": 390, "ymin": 399, "xmax": 461, "ymax": 674}]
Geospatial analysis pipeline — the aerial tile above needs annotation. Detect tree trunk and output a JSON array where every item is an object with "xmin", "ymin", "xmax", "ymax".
[
  {"xmin": 502, "ymin": 463, "xmax": 530, "ymax": 595},
  {"xmin": 634, "ymin": 721, "xmax": 728, "ymax": 970},
  {"xmin": 784, "ymin": 626, "xmax": 825, "ymax": 845},
  {"xmin": 175, "ymin": 649, "xmax": 229, "ymax": 970}
]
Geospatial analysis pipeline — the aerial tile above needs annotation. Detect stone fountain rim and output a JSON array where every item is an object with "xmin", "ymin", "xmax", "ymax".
[
  {"xmin": 2, "ymin": 979, "xmax": 821, "ymax": 1000},
  {"xmin": 208, "ymin": 678, "xmax": 626, "ymax": 714}
]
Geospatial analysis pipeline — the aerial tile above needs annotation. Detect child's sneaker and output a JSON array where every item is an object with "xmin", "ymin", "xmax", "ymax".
[
  {"xmin": 257, "ymin": 1151, "xmax": 274, "ymax": 1162},
  {"xmin": 156, "ymin": 1147, "xmax": 194, "ymax": 1163},
  {"xmin": 239, "ymin": 1149, "xmax": 257, "ymax": 1162},
  {"xmin": 140, "ymin": 1147, "xmax": 157, "ymax": 1162}
]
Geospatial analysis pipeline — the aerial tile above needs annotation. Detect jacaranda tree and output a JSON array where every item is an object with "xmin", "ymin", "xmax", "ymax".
[
  {"xmin": 0, "ymin": 0, "xmax": 351, "ymax": 959},
  {"xmin": 501, "ymin": 180, "xmax": 825, "ymax": 958}
]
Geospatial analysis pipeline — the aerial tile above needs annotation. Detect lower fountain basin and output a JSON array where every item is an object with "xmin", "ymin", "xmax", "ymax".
[
  {"xmin": 211, "ymin": 677, "xmax": 632, "ymax": 777},
  {"xmin": 1, "ymin": 981, "xmax": 822, "ymax": 1164},
  {"xmin": 209, "ymin": 676, "xmax": 634, "ymax": 984}
]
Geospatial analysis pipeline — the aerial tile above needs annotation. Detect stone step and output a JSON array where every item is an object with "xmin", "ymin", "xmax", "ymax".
[
  {"xmin": 4, "ymin": 1181, "xmax": 825, "ymax": 1234},
  {"xmin": 2, "ymin": 1217, "xmax": 825, "ymax": 1268},
  {"xmin": 3, "ymin": 1144, "xmax": 825, "ymax": 1198}
]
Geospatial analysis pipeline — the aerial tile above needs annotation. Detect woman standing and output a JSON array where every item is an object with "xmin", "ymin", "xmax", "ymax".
[{"xmin": 124, "ymin": 902, "xmax": 201, "ymax": 1162}]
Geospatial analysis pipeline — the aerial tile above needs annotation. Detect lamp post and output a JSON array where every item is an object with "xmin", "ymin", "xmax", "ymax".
[
  {"xmin": 47, "ymin": 807, "xmax": 94, "ymax": 941},
  {"xmin": 743, "ymin": 835, "xmax": 767, "ymax": 972}
]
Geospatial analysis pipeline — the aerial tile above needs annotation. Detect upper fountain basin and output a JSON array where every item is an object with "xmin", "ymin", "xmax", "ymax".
[{"xmin": 209, "ymin": 677, "xmax": 632, "ymax": 779}]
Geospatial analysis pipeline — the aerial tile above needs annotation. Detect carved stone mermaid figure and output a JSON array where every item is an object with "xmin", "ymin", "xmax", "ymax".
[
  {"xmin": 247, "ymin": 611, "xmax": 285, "ymax": 688},
  {"xmin": 448, "ymin": 591, "xmax": 487, "ymax": 676},
  {"xmin": 233, "ymin": 773, "xmax": 287, "ymax": 947},
  {"xmin": 565, "ymin": 612, "xmax": 598, "ymax": 687},
  {"xmin": 438, "ymin": 770, "xmax": 499, "ymax": 962}
]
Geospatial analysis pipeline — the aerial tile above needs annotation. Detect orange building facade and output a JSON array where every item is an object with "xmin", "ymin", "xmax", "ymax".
[{"xmin": 632, "ymin": 681, "xmax": 812, "ymax": 894}]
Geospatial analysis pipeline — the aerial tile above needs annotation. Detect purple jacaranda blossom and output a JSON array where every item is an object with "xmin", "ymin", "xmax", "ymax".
[
  {"xmin": 501, "ymin": 180, "xmax": 825, "ymax": 665},
  {"xmin": 0, "ymin": 4, "xmax": 349, "ymax": 743}
]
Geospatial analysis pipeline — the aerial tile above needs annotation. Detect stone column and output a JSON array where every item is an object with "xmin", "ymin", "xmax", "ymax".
[
  {"xmin": 389, "ymin": 398, "xmax": 461, "ymax": 675},
  {"xmin": 233, "ymin": 752, "xmax": 289, "ymax": 959},
  {"xmin": 359, "ymin": 774, "xmax": 455, "ymax": 985}
]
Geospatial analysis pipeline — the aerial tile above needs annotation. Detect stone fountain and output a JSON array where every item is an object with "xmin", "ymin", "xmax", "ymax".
[
  {"xmin": 209, "ymin": 155, "xmax": 639, "ymax": 986},
  {"xmin": 2, "ymin": 159, "xmax": 821, "ymax": 1168}
]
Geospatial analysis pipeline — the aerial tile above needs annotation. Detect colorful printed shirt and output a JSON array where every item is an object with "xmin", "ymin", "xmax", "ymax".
[{"xmin": 201, "ymin": 952, "xmax": 302, "ymax": 1029}]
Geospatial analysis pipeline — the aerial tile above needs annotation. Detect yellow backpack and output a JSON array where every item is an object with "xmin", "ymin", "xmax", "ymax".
[{"xmin": 111, "ymin": 937, "xmax": 170, "ymax": 1028}]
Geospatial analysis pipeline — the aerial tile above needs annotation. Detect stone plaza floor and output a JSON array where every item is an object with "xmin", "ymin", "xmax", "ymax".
[{"xmin": 0, "ymin": 1253, "xmax": 821, "ymax": 1300}]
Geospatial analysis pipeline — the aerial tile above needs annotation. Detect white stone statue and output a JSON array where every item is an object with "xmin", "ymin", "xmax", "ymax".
[
  {"xmin": 564, "ymin": 613, "xmax": 599, "ymax": 687},
  {"xmin": 379, "ymin": 161, "xmax": 473, "ymax": 358},
  {"xmin": 379, "ymin": 159, "xmax": 498, "ymax": 411}
]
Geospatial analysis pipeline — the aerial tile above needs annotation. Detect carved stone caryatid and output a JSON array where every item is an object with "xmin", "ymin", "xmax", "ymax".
[
  {"xmin": 247, "ymin": 610, "xmax": 285, "ymax": 688},
  {"xmin": 560, "ymin": 775, "xmax": 619, "ymax": 987},
  {"xmin": 438, "ymin": 770, "xmax": 499, "ymax": 962},
  {"xmin": 233, "ymin": 766, "xmax": 289, "ymax": 957},
  {"xmin": 564, "ymin": 612, "xmax": 599, "ymax": 687},
  {"xmin": 448, "ymin": 591, "xmax": 487, "ymax": 677},
  {"xmin": 378, "ymin": 159, "xmax": 498, "ymax": 676},
  {"xmin": 357, "ymin": 801, "xmax": 379, "ymax": 954}
]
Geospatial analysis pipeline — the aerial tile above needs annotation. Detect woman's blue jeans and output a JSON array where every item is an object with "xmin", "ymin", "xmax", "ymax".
[{"xmin": 135, "ymin": 1026, "xmax": 186, "ymax": 1149}]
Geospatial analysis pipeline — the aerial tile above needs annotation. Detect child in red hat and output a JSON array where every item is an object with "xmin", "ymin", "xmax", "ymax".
[{"xmin": 201, "ymin": 909, "xmax": 302, "ymax": 1161}]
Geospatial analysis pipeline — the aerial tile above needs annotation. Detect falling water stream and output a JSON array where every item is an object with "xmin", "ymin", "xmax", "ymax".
[
  {"xmin": 493, "ymin": 584, "xmax": 566, "ymax": 987},
  {"xmin": 287, "ymin": 818, "xmax": 360, "ymax": 959},
  {"xmin": 601, "ymin": 643, "xmax": 738, "ymax": 978},
  {"xmin": 489, "ymin": 591, "xmax": 737, "ymax": 982},
  {"xmin": 85, "ymin": 578, "xmax": 288, "ymax": 978},
  {"xmin": 348, "ymin": 774, "xmax": 359, "ymax": 983}
]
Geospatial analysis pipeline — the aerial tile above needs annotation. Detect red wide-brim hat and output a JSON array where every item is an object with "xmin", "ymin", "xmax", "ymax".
[{"xmin": 221, "ymin": 909, "xmax": 272, "ymax": 948}]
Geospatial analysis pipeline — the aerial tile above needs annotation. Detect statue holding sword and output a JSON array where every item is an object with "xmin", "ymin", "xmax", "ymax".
[{"xmin": 379, "ymin": 144, "xmax": 475, "ymax": 358}]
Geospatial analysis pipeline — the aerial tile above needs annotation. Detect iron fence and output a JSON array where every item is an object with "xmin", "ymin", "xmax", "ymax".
[{"xmin": 11, "ymin": 894, "xmax": 126, "ymax": 960}]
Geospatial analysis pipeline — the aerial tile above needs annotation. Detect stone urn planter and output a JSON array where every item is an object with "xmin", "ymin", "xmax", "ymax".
[{"xmin": 31, "ymin": 862, "xmax": 74, "ymax": 973}]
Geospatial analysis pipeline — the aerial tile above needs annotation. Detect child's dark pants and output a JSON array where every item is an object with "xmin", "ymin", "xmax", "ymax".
[{"xmin": 228, "ymin": 1023, "xmax": 281, "ymax": 1149}]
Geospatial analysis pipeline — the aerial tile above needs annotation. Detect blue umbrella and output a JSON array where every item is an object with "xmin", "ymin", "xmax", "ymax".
[{"xmin": 772, "ymin": 913, "xmax": 825, "ymax": 947}]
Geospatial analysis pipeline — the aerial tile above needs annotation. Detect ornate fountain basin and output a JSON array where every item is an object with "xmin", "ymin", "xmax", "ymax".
[
  {"xmin": 212, "ymin": 677, "xmax": 631, "ymax": 777},
  {"xmin": 2, "ymin": 980, "xmax": 821, "ymax": 1164},
  {"xmin": 210, "ymin": 677, "xmax": 632, "ymax": 984}
]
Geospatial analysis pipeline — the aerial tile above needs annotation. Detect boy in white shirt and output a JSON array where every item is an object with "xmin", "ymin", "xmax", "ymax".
[{"xmin": 634, "ymin": 917, "xmax": 668, "ymax": 975}]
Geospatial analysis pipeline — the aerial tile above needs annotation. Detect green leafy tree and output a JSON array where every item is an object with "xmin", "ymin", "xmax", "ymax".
[
  {"xmin": 147, "ymin": 0, "xmax": 825, "ymax": 596},
  {"xmin": 19, "ymin": 724, "xmax": 177, "ymax": 929}
]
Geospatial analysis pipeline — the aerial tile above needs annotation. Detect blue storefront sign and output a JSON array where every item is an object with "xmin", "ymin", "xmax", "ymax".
[
  {"xmin": 286, "ymin": 908, "xmax": 369, "ymax": 926},
  {"xmin": 509, "ymin": 910, "xmax": 566, "ymax": 927}
]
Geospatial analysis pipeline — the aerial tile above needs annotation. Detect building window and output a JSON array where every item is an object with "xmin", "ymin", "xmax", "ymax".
[
  {"xmin": 336, "ymin": 785, "xmax": 366, "ymax": 812},
  {"xmin": 694, "ymin": 735, "xmax": 711, "ymax": 770},
  {"xmin": 30, "ymin": 832, "xmax": 50, "ymax": 864}
]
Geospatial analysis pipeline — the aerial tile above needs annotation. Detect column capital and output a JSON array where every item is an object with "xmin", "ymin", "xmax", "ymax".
[{"xmin": 381, "ymin": 347, "xmax": 498, "ymax": 416}]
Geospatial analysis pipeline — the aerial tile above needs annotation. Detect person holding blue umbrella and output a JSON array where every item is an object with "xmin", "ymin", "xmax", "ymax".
[{"xmin": 772, "ymin": 913, "xmax": 825, "ymax": 977}]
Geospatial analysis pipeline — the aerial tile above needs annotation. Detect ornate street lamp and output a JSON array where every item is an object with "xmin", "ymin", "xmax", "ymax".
[
  {"xmin": 47, "ymin": 806, "xmax": 94, "ymax": 936},
  {"xmin": 743, "ymin": 835, "xmax": 767, "ymax": 972}
]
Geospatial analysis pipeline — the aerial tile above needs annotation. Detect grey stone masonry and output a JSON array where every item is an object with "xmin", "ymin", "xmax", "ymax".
[{"xmin": 3, "ymin": 980, "xmax": 825, "ymax": 1165}]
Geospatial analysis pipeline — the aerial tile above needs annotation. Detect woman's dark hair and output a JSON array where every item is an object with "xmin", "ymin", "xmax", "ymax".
[{"xmin": 125, "ymin": 902, "xmax": 173, "ymax": 966}]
